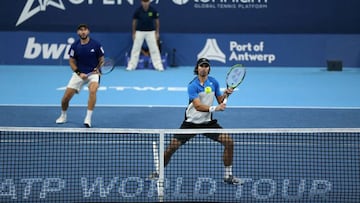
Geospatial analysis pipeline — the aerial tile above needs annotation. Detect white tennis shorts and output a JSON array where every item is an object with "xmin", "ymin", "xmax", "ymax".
[{"xmin": 67, "ymin": 73, "xmax": 100, "ymax": 93}]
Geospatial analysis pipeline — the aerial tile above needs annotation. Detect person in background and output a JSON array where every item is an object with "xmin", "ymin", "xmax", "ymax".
[
  {"xmin": 126, "ymin": 0, "xmax": 164, "ymax": 71},
  {"xmin": 55, "ymin": 24, "xmax": 104, "ymax": 128},
  {"xmin": 141, "ymin": 39, "xmax": 161, "ymax": 56}
]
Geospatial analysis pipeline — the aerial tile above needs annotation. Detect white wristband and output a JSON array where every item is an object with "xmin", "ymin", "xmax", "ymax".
[{"xmin": 209, "ymin": 106, "xmax": 216, "ymax": 112}]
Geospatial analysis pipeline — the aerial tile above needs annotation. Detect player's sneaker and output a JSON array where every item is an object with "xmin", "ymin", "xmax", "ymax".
[
  {"xmin": 126, "ymin": 66, "xmax": 135, "ymax": 71},
  {"xmin": 224, "ymin": 175, "xmax": 243, "ymax": 185},
  {"xmin": 155, "ymin": 67, "xmax": 164, "ymax": 72},
  {"xmin": 148, "ymin": 172, "xmax": 159, "ymax": 180},
  {"xmin": 84, "ymin": 117, "xmax": 91, "ymax": 128},
  {"xmin": 55, "ymin": 114, "xmax": 67, "ymax": 124}
]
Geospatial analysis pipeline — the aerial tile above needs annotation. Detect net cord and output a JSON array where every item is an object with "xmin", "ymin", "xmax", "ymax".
[{"xmin": 1, "ymin": 127, "xmax": 360, "ymax": 135}]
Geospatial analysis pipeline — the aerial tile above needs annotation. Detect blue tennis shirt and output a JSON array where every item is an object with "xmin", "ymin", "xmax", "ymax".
[
  {"xmin": 185, "ymin": 76, "xmax": 222, "ymax": 124},
  {"xmin": 68, "ymin": 38, "xmax": 104, "ymax": 74}
]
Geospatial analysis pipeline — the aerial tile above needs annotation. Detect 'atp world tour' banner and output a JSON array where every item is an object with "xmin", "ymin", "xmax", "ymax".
[
  {"xmin": 1, "ymin": 131, "xmax": 359, "ymax": 202},
  {"xmin": 1, "ymin": 31, "xmax": 360, "ymax": 67}
]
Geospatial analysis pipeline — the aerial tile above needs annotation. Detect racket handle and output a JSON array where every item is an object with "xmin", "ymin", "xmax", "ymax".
[{"xmin": 223, "ymin": 97, "xmax": 228, "ymax": 104}]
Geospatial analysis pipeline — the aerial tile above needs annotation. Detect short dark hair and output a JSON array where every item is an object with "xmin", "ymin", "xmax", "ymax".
[
  {"xmin": 194, "ymin": 58, "xmax": 211, "ymax": 75},
  {"xmin": 77, "ymin": 24, "xmax": 89, "ymax": 30}
]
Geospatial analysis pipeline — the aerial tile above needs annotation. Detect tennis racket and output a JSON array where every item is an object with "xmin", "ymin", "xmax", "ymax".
[
  {"xmin": 223, "ymin": 64, "xmax": 246, "ymax": 104},
  {"xmin": 87, "ymin": 57, "xmax": 115, "ymax": 76}
]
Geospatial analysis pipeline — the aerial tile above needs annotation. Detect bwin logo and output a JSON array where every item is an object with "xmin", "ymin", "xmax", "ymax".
[
  {"xmin": 197, "ymin": 39, "xmax": 226, "ymax": 64},
  {"xmin": 16, "ymin": 0, "xmax": 65, "ymax": 26},
  {"xmin": 24, "ymin": 37, "xmax": 74, "ymax": 60}
]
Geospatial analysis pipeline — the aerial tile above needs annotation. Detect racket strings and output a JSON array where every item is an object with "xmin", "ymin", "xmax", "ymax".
[
  {"xmin": 226, "ymin": 67, "xmax": 246, "ymax": 87},
  {"xmin": 100, "ymin": 58, "xmax": 115, "ymax": 74}
]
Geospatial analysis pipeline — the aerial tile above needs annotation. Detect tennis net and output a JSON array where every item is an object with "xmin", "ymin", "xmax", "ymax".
[{"xmin": 1, "ymin": 127, "xmax": 359, "ymax": 203}]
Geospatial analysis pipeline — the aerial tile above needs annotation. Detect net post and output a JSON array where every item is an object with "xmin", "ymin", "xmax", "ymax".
[{"xmin": 157, "ymin": 130, "xmax": 165, "ymax": 202}]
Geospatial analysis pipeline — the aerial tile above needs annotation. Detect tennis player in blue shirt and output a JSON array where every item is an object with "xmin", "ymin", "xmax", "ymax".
[
  {"xmin": 56, "ymin": 24, "xmax": 104, "ymax": 128},
  {"xmin": 126, "ymin": 0, "xmax": 164, "ymax": 71},
  {"xmin": 150, "ymin": 58, "xmax": 242, "ymax": 185}
]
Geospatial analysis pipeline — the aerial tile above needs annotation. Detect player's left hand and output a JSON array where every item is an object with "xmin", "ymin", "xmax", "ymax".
[
  {"xmin": 91, "ymin": 68, "xmax": 100, "ymax": 75},
  {"xmin": 216, "ymin": 103, "xmax": 226, "ymax": 111},
  {"xmin": 224, "ymin": 88, "xmax": 234, "ymax": 95}
]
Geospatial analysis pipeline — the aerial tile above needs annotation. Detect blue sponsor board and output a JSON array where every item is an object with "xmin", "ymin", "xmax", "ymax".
[
  {"xmin": 2, "ymin": 0, "xmax": 360, "ymax": 34},
  {"xmin": 1, "ymin": 31, "xmax": 360, "ymax": 67}
]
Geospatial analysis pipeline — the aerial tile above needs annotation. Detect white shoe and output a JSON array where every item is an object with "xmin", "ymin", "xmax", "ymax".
[
  {"xmin": 148, "ymin": 172, "xmax": 159, "ymax": 180},
  {"xmin": 56, "ymin": 114, "xmax": 67, "ymax": 124},
  {"xmin": 126, "ymin": 66, "xmax": 135, "ymax": 71},
  {"xmin": 224, "ymin": 175, "xmax": 243, "ymax": 185},
  {"xmin": 156, "ymin": 67, "xmax": 164, "ymax": 72},
  {"xmin": 154, "ymin": 66, "xmax": 164, "ymax": 72},
  {"xmin": 84, "ymin": 117, "xmax": 91, "ymax": 128}
]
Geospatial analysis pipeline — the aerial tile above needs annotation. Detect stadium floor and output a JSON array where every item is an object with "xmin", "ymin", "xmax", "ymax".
[{"xmin": 0, "ymin": 65, "xmax": 359, "ymax": 128}]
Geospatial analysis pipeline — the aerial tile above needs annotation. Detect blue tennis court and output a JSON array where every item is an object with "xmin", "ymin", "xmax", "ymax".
[
  {"xmin": 1, "ymin": 65, "xmax": 360, "ymax": 128},
  {"xmin": 1, "ymin": 65, "xmax": 360, "ymax": 203}
]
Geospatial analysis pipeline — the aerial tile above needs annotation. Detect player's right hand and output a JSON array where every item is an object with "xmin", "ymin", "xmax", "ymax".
[{"xmin": 217, "ymin": 103, "xmax": 226, "ymax": 111}]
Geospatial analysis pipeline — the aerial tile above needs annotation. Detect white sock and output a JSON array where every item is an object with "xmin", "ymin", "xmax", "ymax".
[
  {"xmin": 61, "ymin": 110, "xmax": 67, "ymax": 116},
  {"xmin": 225, "ymin": 165, "xmax": 233, "ymax": 178},
  {"xmin": 86, "ymin": 110, "xmax": 93, "ymax": 119}
]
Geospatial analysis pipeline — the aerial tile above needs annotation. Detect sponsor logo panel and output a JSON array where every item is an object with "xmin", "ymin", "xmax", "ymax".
[
  {"xmin": 16, "ymin": 0, "xmax": 269, "ymax": 27},
  {"xmin": 22, "ymin": 36, "xmax": 276, "ymax": 65}
]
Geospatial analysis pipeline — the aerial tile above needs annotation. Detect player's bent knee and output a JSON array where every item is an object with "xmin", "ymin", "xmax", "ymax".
[
  {"xmin": 88, "ymin": 86, "xmax": 98, "ymax": 94},
  {"xmin": 168, "ymin": 139, "xmax": 182, "ymax": 152},
  {"xmin": 61, "ymin": 94, "xmax": 72, "ymax": 103},
  {"xmin": 219, "ymin": 134, "xmax": 234, "ymax": 147}
]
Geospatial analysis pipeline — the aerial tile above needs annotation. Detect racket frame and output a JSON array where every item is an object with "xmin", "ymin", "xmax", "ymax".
[
  {"xmin": 223, "ymin": 64, "xmax": 246, "ymax": 104},
  {"xmin": 99, "ymin": 57, "xmax": 115, "ymax": 75},
  {"xmin": 86, "ymin": 57, "xmax": 115, "ymax": 77}
]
